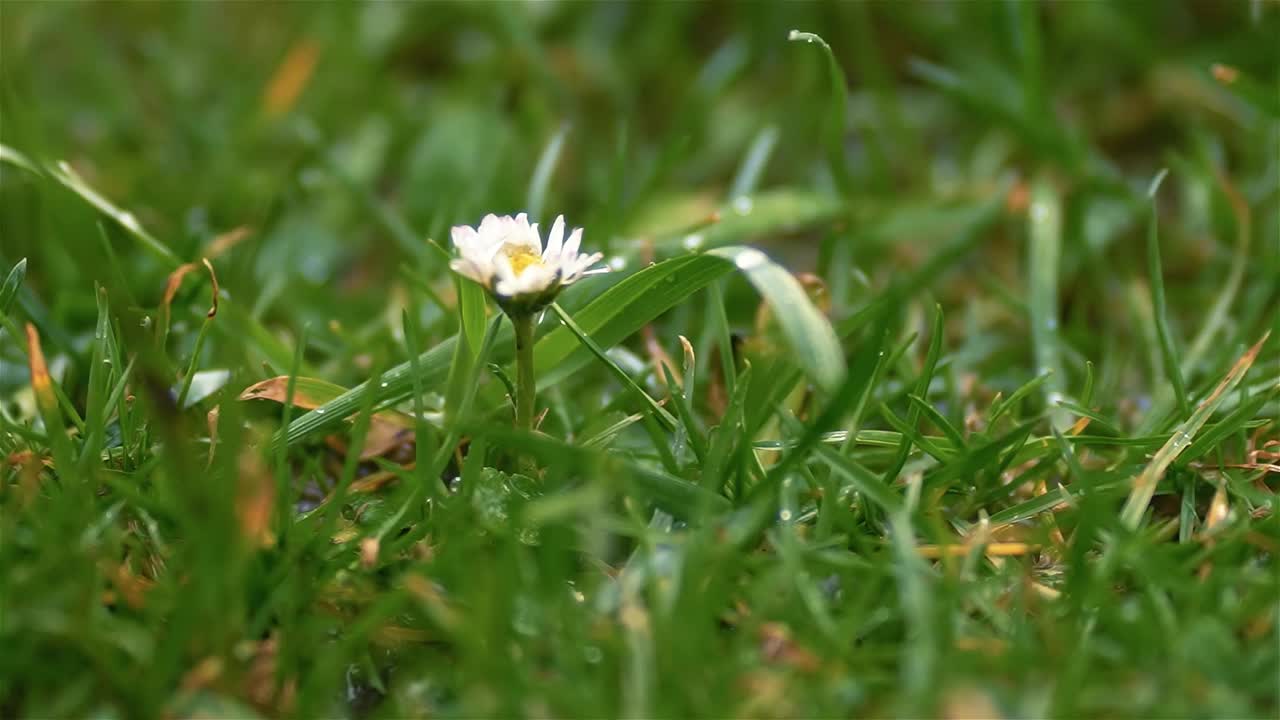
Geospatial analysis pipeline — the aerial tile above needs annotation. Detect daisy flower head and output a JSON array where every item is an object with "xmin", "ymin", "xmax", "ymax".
[{"xmin": 449, "ymin": 213, "xmax": 606, "ymax": 316}]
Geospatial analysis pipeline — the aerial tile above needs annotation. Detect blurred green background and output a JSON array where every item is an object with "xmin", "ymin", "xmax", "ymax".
[
  {"xmin": 3, "ymin": 1, "xmax": 1276, "ymax": 356},
  {"xmin": 2, "ymin": 2, "xmax": 1279, "ymax": 718}
]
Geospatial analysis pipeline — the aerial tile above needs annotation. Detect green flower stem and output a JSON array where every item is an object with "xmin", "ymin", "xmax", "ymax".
[{"xmin": 512, "ymin": 312, "xmax": 539, "ymax": 473}]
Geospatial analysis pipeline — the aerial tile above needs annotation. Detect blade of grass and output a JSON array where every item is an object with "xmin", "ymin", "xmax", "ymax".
[
  {"xmin": 1027, "ymin": 176, "xmax": 1069, "ymax": 429},
  {"xmin": 75, "ymin": 287, "xmax": 114, "ymax": 474},
  {"xmin": 283, "ymin": 253, "xmax": 737, "ymax": 448},
  {"xmin": 1120, "ymin": 332, "xmax": 1269, "ymax": 529},
  {"xmin": 527, "ymin": 124, "xmax": 569, "ymax": 223},
  {"xmin": 908, "ymin": 394, "xmax": 966, "ymax": 451},
  {"xmin": 706, "ymin": 246, "xmax": 845, "ymax": 393},
  {"xmin": 464, "ymin": 423, "xmax": 730, "ymax": 519},
  {"xmin": 0, "ymin": 257, "xmax": 26, "ymax": 316},
  {"xmin": 1183, "ymin": 168, "xmax": 1252, "ymax": 373},
  {"xmin": 549, "ymin": 302, "xmax": 677, "ymax": 430},
  {"xmin": 883, "ymin": 306, "xmax": 945, "ymax": 484},
  {"xmin": 402, "ymin": 307, "xmax": 437, "ymax": 500},
  {"xmin": 45, "ymin": 160, "xmax": 182, "ymax": 268},
  {"xmin": 756, "ymin": 306, "xmax": 892, "ymax": 500},
  {"xmin": 728, "ymin": 125, "xmax": 779, "ymax": 199},
  {"xmin": 1146, "ymin": 169, "xmax": 1190, "ymax": 419},
  {"xmin": 703, "ymin": 362, "xmax": 755, "ymax": 492},
  {"xmin": 788, "ymin": 30, "xmax": 853, "ymax": 196},
  {"xmin": 273, "ymin": 322, "xmax": 309, "ymax": 531},
  {"xmin": 811, "ymin": 440, "xmax": 902, "ymax": 513},
  {"xmin": 1177, "ymin": 387, "xmax": 1278, "ymax": 467},
  {"xmin": 25, "ymin": 323, "xmax": 75, "ymax": 474}
]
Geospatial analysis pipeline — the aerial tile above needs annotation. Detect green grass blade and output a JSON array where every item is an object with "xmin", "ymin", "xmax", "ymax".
[
  {"xmin": 1146, "ymin": 169, "xmax": 1190, "ymax": 419},
  {"xmin": 811, "ymin": 441, "xmax": 901, "ymax": 513},
  {"xmin": 0, "ymin": 257, "xmax": 27, "ymax": 316},
  {"xmin": 1176, "ymin": 388, "xmax": 1278, "ymax": 467},
  {"xmin": 549, "ymin": 302, "xmax": 677, "ymax": 430},
  {"xmin": 465, "ymin": 423, "xmax": 730, "ymax": 519},
  {"xmin": 45, "ymin": 159, "xmax": 181, "ymax": 269},
  {"xmin": 527, "ymin": 124, "xmax": 569, "ymax": 222},
  {"xmin": 787, "ymin": 30, "xmax": 852, "ymax": 195},
  {"xmin": 282, "ymin": 254, "xmax": 737, "ymax": 448},
  {"xmin": 706, "ymin": 246, "xmax": 845, "ymax": 393},
  {"xmin": 1027, "ymin": 176, "xmax": 1068, "ymax": 429},
  {"xmin": 908, "ymin": 394, "xmax": 966, "ymax": 451},
  {"xmin": 883, "ymin": 306, "xmax": 945, "ymax": 483}
]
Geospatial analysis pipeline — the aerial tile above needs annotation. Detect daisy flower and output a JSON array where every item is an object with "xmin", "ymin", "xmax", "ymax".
[{"xmin": 450, "ymin": 213, "xmax": 605, "ymax": 316}]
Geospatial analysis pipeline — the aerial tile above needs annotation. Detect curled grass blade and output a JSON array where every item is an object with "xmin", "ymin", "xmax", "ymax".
[
  {"xmin": 788, "ymin": 30, "xmax": 852, "ymax": 195},
  {"xmin": 706, "ymin": 246, "xmax": 845, "ymax": 393}
]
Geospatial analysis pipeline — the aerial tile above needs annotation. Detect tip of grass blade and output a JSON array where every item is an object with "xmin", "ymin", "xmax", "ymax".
[
  {"xmin": 1147, "ymin": 167, "xmax": 1169, "ymax": 198},
  {"xmin": 788, "ymin": 30, "xmax": 830, "ymax": 50}
]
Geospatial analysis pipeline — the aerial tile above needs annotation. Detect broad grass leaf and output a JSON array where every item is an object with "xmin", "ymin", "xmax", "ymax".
[{"xmin": 707, "ymin": 246, "xmax": 845, "ymax": 394}]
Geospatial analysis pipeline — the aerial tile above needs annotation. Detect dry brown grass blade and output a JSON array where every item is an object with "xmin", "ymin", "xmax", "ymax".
[
  {"xmin": 236, "ymin": 449, "xmax": 275, "ymax": 548},
  {"xmin": 161, "ymin": 257, "xmax": 219, "ymax": 336},
  {"xmin": 1121, "ymin": 331, "xmax": 1270, "ymax": 529},
  {"xmin": 25, "ymin": 323, "xmax": 55, "ymax": 414},
  {"xmin": 6, "ymin": 450, "xmax": 43, "ymax": 507},
  {"xmin": 201, "ymin": 258, "xmax": 219, "ymax": 318},
  {"xmin": 1067, "ymin": 415, "xmax": 1091, "ymax": 435},
  {"xmin": 1203, "ymin": 483, "xmax": 1231, "ymax": 534},
  {"xmin": 263, "ymin": 40, "xmax": 320, "ymax": 117},
  {"xmin": 203, "ymin": 226, "xmax": 253, "ymax": 260},
  {"xmin": 917, "ymin": 542, "xmax": 1039, "ymax": 559},
  {"xmin": 23, "ymin": 323, "xmax": 75, "ymax": 466}
]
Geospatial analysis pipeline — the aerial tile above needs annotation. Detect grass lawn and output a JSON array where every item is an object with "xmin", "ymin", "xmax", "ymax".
[{"xmin": 2, "ymin": 3, "xmax": 1278, "ymax": 718}]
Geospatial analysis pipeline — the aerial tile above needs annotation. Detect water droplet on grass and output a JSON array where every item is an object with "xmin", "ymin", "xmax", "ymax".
[{"xmin": 734, "ymin": 248, "xmax": 768, "ymax": 271}]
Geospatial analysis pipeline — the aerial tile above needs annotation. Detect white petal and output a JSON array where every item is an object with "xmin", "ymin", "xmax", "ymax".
[
  {"xmin": 563, "ymin": 252, "xmax": 604, "ymax": 282},
  {"xmin": 493, "ymin": 254, "xmax": 518, "ymax": 288},
  {"xmin": 451, "ymin": 225, "xmax": 479, "ymax": 251},
  {"xmin": 478, "ymin": 213, "xmax": 504, "ymax": 237},
  {"xmin": 544, "ymin": 215, "xmax": 565, "ymax": 262},
  {"xmin": 515, "ymin": 264, "xmax": 557, "ymax": 294},
  {"xmin": 494, "ymin": 278, "xmax": 517, "ymax": 297},
  {"xmin": 562, "ymin": 227, "xmax": 583, "ymax": 260},
  {"xmin": 450, "ymin": 258, "xmax": 490, "ymax": 286}
]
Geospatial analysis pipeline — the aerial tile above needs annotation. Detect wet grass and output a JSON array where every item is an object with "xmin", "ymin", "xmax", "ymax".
[{"xmin": 1, "ymin": 3, "xmax": 1278, "ymax": 718}]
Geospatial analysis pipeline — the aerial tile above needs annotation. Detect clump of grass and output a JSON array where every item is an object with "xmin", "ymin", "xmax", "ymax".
[{"xmin": 2, "ymin": 4, "xmax": 1278, "ymax": 718}]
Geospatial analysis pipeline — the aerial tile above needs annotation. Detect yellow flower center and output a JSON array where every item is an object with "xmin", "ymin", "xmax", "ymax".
[{"xmin": 504, "ymin": 246, "xmax": 544, "ymax": 277}]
